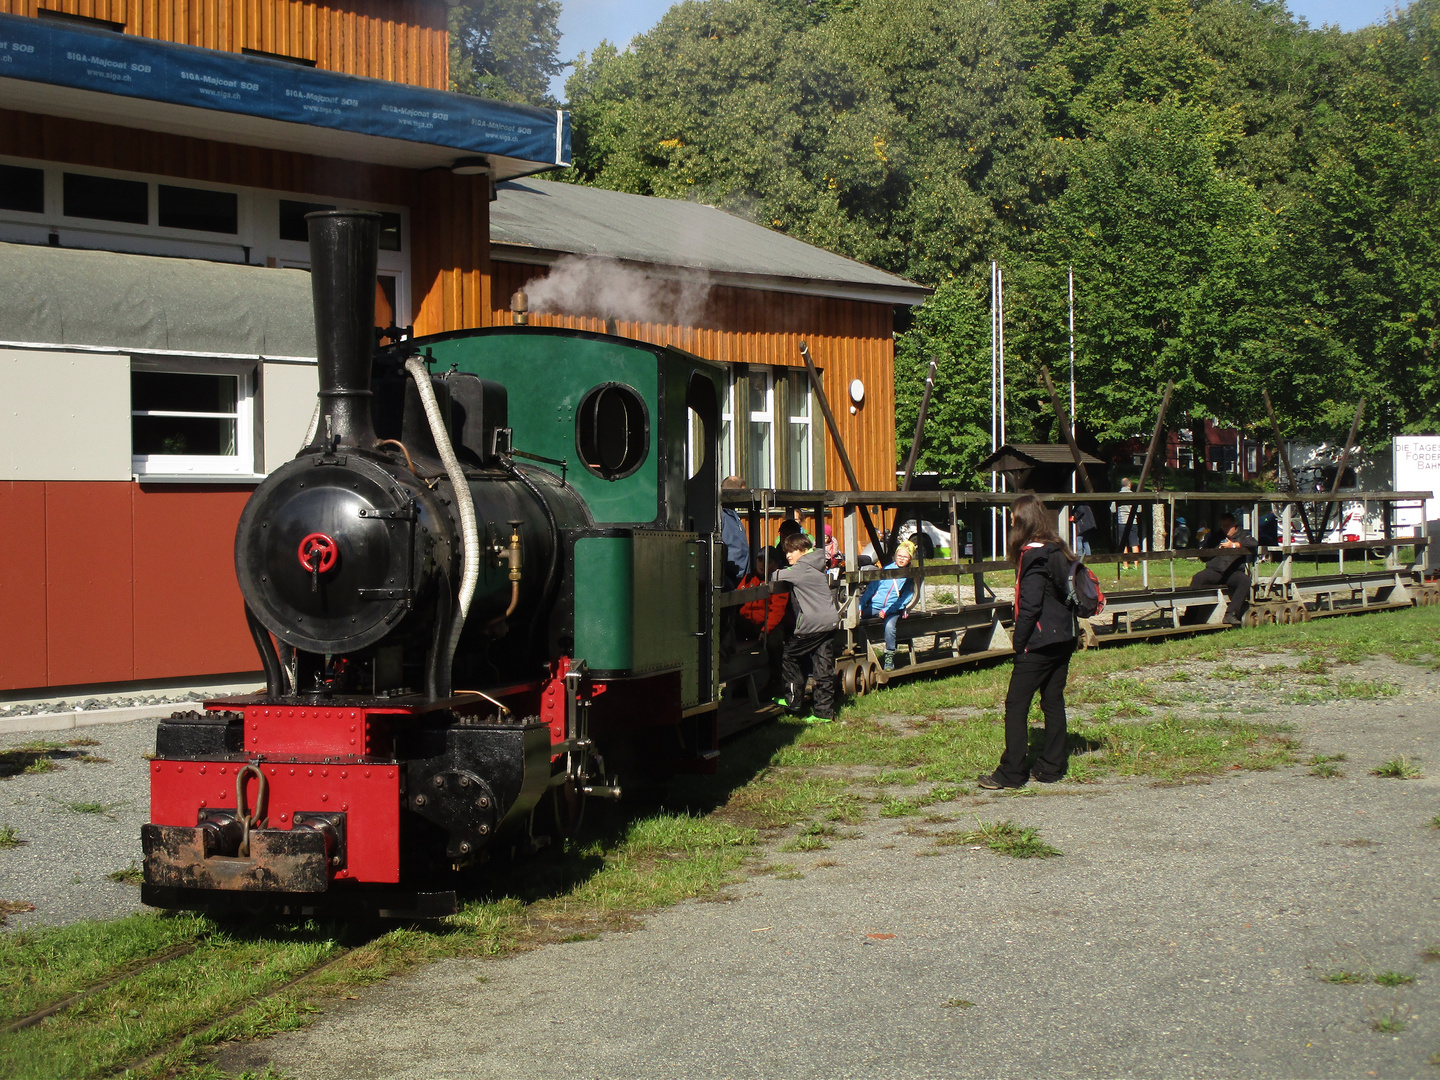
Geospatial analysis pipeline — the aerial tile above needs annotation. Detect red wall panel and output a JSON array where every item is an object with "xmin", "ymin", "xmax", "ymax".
[
  {"xmin": 0, "ymin": 482, "xmax": 49, "ymax": 691},
  {"xmin": 45, "ymin": 482, "xmax": 134, "ymax": 686},
  {"xmin": 132, "ymin": 486, "xmax": 256, "ymax": 679}
]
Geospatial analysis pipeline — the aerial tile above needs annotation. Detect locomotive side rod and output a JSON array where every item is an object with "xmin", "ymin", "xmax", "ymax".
[{"xmin": 798, "ymin": 342, "xmax": 885, "ymax": 558}]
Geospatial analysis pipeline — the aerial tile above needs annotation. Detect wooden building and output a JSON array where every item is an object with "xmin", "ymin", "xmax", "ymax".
[
  {"xmin": 489, "ymin": 178, "xmax": 928, "ymax": 494},
  {"xmin": 0, "ymin": 2, "xmax": 927, "ymax": 696},
  {"xmin": 0, "ymin": 0, "xmax": 564, "ymax": 693}
]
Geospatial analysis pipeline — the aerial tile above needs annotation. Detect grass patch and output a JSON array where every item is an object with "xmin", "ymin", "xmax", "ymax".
[
  {"xmin": 937, "ymin": 819, "xmax": 1061, "ymax": 859},
  {"xmin": 1372, "ymin": 1014, "xmax": 1407, "ymax": 1034},
  {"xmin": 1322, "ymin": 971, "xmax": 1368, "ymax": 984},
  {"xmin": 1375, "ymin": 971, "xmax": 1416, "ymax": 986},
  {"xmin": 56, "ymin": 800, "xmax": 128, "ymax": 820},
  {"xmin": 1308, "ymin": 753, "xmax": 1347, "ymax": 778},
  {"xmin": 1371, "ymin": 757, "xmax": 1423, "ymax": 779},
  {"xmin": 0, "ymin": 825, "xmax": 23, "ymax": 849},
  {"xmin": 878, "ymin": 784, "xmax": 963, "ymax": 818},
  {"xmin": 105, "ymin": 863, "xmax": 144, "ymax": 885}
]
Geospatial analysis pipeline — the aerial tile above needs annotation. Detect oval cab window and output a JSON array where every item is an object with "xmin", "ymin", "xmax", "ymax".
[{"xmin": 577, "ymin": 383, "xmax": 649, "ymax": 480}]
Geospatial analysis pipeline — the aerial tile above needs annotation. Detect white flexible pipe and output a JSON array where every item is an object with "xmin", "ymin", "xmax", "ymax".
[
  {"xmin": 301, "ymin": 400, "xmax": 321, "ymax": 451},
  {"xmin": 404, "ymin": 357, "xmax": 480, "ymax": 680}
]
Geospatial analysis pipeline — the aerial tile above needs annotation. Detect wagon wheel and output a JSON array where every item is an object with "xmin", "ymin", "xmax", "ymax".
[
  {"xmin": 1262, "ymin": 606, "xmax": 1279, "ymax": 625},
  {"xmin": 841, "ymin": 663, "xmax": 859, "ymax": 697},
  {"xmin": 1296, "ymin": 603, "xmax": 1311, "ymax": 622},
  {"xmin": 1241, "ymin": 608, "xmax": 1261, "ymax": 628},
  {"xmin": 866, "ymin": 661, "xmax": 881, "ymax": 693},
  {"xmin": 1279, "ymin": 604, "xmax": 1295, "ymax": 625}
]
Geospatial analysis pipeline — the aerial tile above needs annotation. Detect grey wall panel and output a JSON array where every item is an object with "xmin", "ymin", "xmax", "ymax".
[
  {"xmin": 263, "ymin": 361, "xmax": 318, "ymax": 473},
  {"xmin": 0, "ymin": 349, "xmax": 131, "ymax": 480}
]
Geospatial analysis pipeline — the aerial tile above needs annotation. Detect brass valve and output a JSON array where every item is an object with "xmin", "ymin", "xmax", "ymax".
[{"xmin": 507, "ymin": 521, "xmax": 523, "ymax": 583}]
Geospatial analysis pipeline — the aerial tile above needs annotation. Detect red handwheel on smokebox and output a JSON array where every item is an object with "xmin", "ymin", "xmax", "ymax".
[{"xmin": 298, "ymin": 533, "xmax": 338, "ymax": 574}]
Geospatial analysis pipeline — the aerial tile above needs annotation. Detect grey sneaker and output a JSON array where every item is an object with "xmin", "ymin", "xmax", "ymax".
[{"xmin": 882, "ymin": 651, "xmax": 895, "ymax": 671}]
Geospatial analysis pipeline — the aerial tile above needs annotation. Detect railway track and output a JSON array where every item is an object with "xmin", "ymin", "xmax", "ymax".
[{"xmin": 0, "ymin": 928, "xmax": 370, "ymax": 1079}]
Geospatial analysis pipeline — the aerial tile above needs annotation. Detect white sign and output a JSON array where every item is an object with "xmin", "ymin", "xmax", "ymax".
[{"xmin": 1393, "ymin": 435, "xmax": 1440, "ymax": 528}]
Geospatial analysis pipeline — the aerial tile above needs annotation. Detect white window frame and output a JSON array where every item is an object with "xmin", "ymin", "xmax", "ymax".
[
  {"xmin": 787, "ymin": 370, "xmax": 813, "ymax": 489},
  {"xmin": 717, "ymin": 372, "xmax": 735, "ymax": 479},
  {"xmin": 130, "ymin": 358, "xmax": 258, "ymax": 477},
  {"xmin": 747, "ymin": 368, "xmax": 775, "ymax": 489}
]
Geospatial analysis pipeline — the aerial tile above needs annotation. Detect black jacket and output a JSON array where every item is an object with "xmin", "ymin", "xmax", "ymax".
[
  {"xmin": 1012, "ymin": 542, "xmax": 1077, "ymax": 654},
  {"xmin": 1200, "ymin": 528, "xmax": 1258, "ymax": 576},
  {"xmin": 1072, "ymin": 504, "xmax": 1097, "ymax": 535}
]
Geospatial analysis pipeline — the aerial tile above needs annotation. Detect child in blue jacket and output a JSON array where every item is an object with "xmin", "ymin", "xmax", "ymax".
[{"xmin": 858, "ymin": 540, "xmax": 918, "ymax": 670}]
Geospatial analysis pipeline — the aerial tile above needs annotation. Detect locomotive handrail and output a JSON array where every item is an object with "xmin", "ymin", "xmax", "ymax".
[{"xmin": 722, "ymin": 488, "xmax": 1434, "ymax": 507}]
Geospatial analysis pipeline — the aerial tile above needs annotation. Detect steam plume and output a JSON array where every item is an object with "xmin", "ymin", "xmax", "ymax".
[{"xmin": 523, "ymin": 255, "xmax": 711, "ymax": 326}]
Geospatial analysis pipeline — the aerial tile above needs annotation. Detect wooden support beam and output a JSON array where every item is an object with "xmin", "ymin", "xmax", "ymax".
[
  {"xmin": 900, "ymin": 355, "xmax": 938, "ymax": 492},
  {"xmin": 1317, "ymin": 397, "xmax": 1365, "ymax": 540},
  {"xmin": 1262, "ymin": 389, "xmax": 1316, "ymax": 544},
  {"xmin": 799, "ymin": 342, "xmax": 885, "ymax": 558},
  {"xmin": 1040, "ymin": 365, "xmax": 1094, "ymax": 493}
]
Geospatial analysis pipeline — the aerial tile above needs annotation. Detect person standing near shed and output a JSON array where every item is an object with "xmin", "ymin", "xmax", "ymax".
[{"xmin": 981, "ymin": 495, "xmax": 1078, "ymax": 789}]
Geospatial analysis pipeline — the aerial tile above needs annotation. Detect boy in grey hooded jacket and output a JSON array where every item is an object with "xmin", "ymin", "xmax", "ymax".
[{"xmin": 772, "ymin": 531, "xmax": 840, "ymax": 722}]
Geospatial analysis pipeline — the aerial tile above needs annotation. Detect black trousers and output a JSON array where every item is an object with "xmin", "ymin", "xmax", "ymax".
[
  {"xmin": 998, "ymin": 642, "xmax": 1075, "ymax": 785},
  {"xmin": 1190, "ymin": 566, "xmax": 1251, "ymax": 620},
  {"xmin": 782, "ymin": 631, "xmax": 836, "ymax": 719}
]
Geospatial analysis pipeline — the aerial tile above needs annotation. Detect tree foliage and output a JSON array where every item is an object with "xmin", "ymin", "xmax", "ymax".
[
  {"xmin": 560, "ymin": 0, "xmax": 1440, "ymax": 474},
  {"xmin": 450, "ymin": 0, "xmax": 565, "ymax": 105}
]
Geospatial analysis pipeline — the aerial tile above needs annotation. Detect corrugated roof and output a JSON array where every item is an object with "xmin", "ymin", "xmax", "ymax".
[
  {"xmin": 0, "ymin": 242, "xmax": 316, "ymax": 358},
  {"xmin": 489, "ymin": 178, "xmax": 930, "ymax": 304}
]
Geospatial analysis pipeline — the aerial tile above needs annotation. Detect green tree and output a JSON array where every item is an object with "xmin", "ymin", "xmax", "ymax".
[{"xmin": 450, "ymin": 0, "xmax": 566, "ymax": 105}]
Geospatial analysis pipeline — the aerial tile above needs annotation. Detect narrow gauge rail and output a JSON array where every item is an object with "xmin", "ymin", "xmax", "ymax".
[{"xmin": 718, "ymin": 488, "xmax": 1436, "ymax": 701}]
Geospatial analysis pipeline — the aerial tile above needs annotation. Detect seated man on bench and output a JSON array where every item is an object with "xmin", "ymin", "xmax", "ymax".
[
  {"xmin": 859, "ymin": 540, "xmax": 919, "ymax": 670},
  {"xmin": 1190, "ymin": 513, "xmax": 1259, "ymax": 626}
]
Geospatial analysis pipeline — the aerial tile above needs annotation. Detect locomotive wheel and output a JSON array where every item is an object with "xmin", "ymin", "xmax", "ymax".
[
  {"xmin": 552, "ymin": 777, "xmax": 586, "ymax": 838},
  {"xmin": 842, "ymin": 663, "xmax": 859, "ymax": 697}
]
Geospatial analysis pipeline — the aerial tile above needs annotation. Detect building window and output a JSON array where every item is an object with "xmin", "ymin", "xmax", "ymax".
[
  {"xmin": 64, "ymin": 172, "xmax": 148, "ymax": 224},
  {"xmin": 748, "ymin": 369, "xmax": 773, "ymax": 489},
  {"xmin": 280, "ymin": 201, "xmax": 402, "ymax": 251},
  {"xmin": 131, "ymin": 366, "xmax": 254, "ymax": 475},
  {"xmin": 158, "ymin": 184, "xmax": 238, "ymax": 234},
  {"xmin": 718, "ymin": 376, "xmax": 734, "ymax": 479},
  {"xmin": 786, "ymin": 370, "xmax": 813, "ymax": 489},
  {"xmin": 0, "ymin": 164, "xmax": 44, "ymax": 214}
]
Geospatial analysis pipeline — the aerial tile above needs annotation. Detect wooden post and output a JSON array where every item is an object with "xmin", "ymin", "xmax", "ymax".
[
  {"xmin": 1039, "ymin": 366, "xmax": 1094, "ymax": 493},
  {"xmin": 900, "ymin": 355, "xmax": 938, "ymax": 492},
  {"xmin": 1317, "ymin": 398, "xmax": 1365, "ymax": 540},
  {"xmin": 799, "ymin": 342, "xmax": 885, "ymax": 558},
  {"xmin": 1262, "ymin": 390, "xmax": 1316, "ymax": 544}
]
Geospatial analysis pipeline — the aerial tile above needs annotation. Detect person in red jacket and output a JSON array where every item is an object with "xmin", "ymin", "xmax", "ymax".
[{"xmin": 980, "ymin": 495, "xmax": 1078, "ymax": 789}]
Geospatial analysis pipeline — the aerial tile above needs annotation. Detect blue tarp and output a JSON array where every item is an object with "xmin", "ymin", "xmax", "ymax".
[{"xmin": 0, "ymin": 13, "xmax": 569, "ymax": 167}]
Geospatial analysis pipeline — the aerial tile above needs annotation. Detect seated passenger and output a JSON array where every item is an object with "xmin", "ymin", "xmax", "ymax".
[
  {"xmin": 1189, "ymin": 513, "xmax": 1259, "ymax": 625},
  {"xmin": 858, "ymin": 540, "xmax": 919, "ymax": 671}
]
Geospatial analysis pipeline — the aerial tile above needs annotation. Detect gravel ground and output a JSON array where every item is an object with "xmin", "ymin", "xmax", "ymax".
[
  {"xmin": 219, "ymin": 654, "xmax": 1440, "ymax": 1080},
  {"xmin": 0, "ymin": 718, "xmax": 161, "ymax": 927}
]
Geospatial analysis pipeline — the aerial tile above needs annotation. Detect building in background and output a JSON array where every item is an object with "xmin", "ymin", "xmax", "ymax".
[
  {"xmin": 0, "ymin": 0, "xmax": 565, "ymax": 693},
  {"xmin": 0, "ymin": 4, "xmax": 927, "ymax": 697}
]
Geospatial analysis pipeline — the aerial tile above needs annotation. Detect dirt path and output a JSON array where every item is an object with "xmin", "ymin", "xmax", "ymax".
[{"xmin": 219, "ymin": 654, "xmax": 1440, "ymax": 1080}]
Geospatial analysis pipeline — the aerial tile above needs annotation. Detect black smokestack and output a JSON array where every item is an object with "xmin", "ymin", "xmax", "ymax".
[{"xmin": 307, "ymin": 210, "xmax": 381, "ymax": 450}]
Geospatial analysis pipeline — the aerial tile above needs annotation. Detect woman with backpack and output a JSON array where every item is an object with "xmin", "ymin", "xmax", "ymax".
[{"xmin": 980, "ymin": 495, "xmax": 1082, "ymax": 790}]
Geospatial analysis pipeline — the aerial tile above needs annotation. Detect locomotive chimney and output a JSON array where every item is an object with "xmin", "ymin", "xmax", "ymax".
[{"xmin": 306, "ymin": 210, "xmax": 382, "ymax": 450}]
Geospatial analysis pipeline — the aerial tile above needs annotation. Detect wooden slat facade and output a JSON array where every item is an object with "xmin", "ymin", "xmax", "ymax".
[
  {"xmin": 489, "ymin": 259, "xmax": 899, "ymax": 493},
  {"xmin": 0, "ymin": 108, "xmax": 489, "ymax": 336},
  {"xmin": 3, "ymin": 0, "xmax": 449, "ymax": 88}
]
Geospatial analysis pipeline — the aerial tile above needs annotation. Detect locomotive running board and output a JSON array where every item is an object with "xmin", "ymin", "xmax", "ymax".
[{"xmin": 142, "ymin": 824, "xmax": 330, "ymax": 893}]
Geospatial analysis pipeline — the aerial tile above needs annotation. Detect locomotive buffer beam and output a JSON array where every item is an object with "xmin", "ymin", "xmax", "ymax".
[{"xmin": 141, "ymin": 816, "xmax": 339, "ymax": 893}]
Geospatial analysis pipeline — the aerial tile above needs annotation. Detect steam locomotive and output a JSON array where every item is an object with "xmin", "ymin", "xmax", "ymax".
[{"xmin": 142, "ymin": 212, "xmax": 727, "ymax": 916}]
